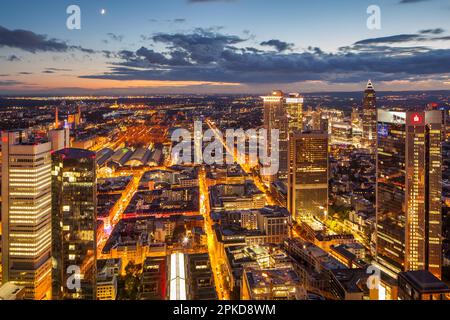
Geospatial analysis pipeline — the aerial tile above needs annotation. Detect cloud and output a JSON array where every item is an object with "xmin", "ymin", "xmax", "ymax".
[
  {"xmin": 0, "ymin": 80, "xmax": 23, "ymax": 86},
  {"xmin": 399, "ymin": 0, "xmax": 432, "ymax": 3},
  {"xmin": 102, "ymin": 50, "xmax": 116, "ymax": 59},
  {"xmin": 81, "ymin": 29, "xmax": 450, "ymax": 85},
  {"xmin": 0, "ymin": 54, "xmax": 21, "ymax": 61},
  {"xmin": 148, "ymin": 18, "xmax": 187, "ymax": 24},
  {"xmin": 72, "ymin": 46, "xmax": 95, "ymax": 54},
  {"xmin": 188, "ymin": 0, "xmax": 236, "ymax": 3},
  {"xmin": 260, "ymin": 40, "xmax": 294, "ymax": 52},
  {"xmin": 354, "ymin": 30, "xmax": 450, "ymax": 45},
  {"xmin": 46, "ymin": 68, "xmax": 72, "ymax": 72},
  {"xmin": 0, "ymin": 25, "xmax": 94, "ymax": 53},
  {"xmin": 355, "ymin": 34, "xmax": 424, "ymax": 45},
  {"xmin": 135, "ymin": 46, "xmax": 192, "ymax": 66},
  {"xmin": 307, "ymin": 46, "xmax": 324, "ymax": 55},
  {"xmin": 42, "ymin": 68, "xmax": 72, "ymax": 74},
  {"xmin": 419, "ymin": 28, "xmax": 445, "ymax": 34},
  {"xmin": 0, "ymin": 25, "xmax": 68, "ymax": 52},
  {"xmin": 7, "ymin": 54, "xmax": 21, "ymax": 61},
  {"xmin": 106, "ymin": 33, "xmax": 124, "ymax": 42},
  {"xmin": 151, "ymin": 28, "xmax": 246, "ymax": 64}
]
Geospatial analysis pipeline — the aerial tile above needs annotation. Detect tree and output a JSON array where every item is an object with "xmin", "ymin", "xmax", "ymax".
[{"xmin": 118, "ymin": 261, "xmax": 142, "ymax": 300}]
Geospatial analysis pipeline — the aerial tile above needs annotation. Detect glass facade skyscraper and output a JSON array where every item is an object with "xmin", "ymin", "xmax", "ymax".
[
  {"xmin": 51, "ymin": 148, "xmax": 97, "ymax": 300},
  {"xmin": 262, "ymin": 91, "xmax": 303, "ymax": 183}
]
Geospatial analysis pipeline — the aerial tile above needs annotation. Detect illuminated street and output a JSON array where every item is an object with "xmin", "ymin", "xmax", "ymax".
[
  {"xmin": 205, "ymin": 119, "xmax": 281, "ymax": 206},
  {"xmin": 97, "ymin": 169, "xmax": 144, "ymax": 258},
  {"xmin": 199, "ymin": 167, "xmax": 230, "ymax": 300}
]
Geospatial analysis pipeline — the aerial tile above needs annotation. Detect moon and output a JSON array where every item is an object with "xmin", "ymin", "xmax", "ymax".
[{"xmin": 100, "ymin": 8, "xmax": 106, "ymax": 15}]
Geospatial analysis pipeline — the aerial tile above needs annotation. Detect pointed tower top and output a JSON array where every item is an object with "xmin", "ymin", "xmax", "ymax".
[{"xmin": 366, "ymin": 80, "xmax": 374, "ymax": 90}]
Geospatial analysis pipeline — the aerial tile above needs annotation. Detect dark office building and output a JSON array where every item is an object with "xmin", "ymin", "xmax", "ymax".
[
  {"xmin": 186, "ymin": 253, "xmax": 217, "ymax": 300},
  {"xmin": 398, "ymin": 270, "xmax": 450, "ymax": 300},
  {"xmin": 51, "ymin": 148, "xmax": 97, "ymax": 300},
  {"xmin": 140, "ymin": 256, "xmax": 167, "ymax": 300}
]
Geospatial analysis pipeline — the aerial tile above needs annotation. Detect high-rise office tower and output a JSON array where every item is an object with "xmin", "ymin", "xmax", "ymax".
[
  {"xmin": 426, "ymin": 103, "xmax": 450, "ymax": 143},
  {"xmin": 1, "ymin": 131, "xmax": 52, "ymax": 300},
  {"xmin": 285, "ymin": 93, "xmax": 304, "ymax": 132},
  {"xmin": 262, "ymin": 91, "xmax": 303, "ymax": 183},
  {"xmin": 262, "ymin": 90, "xmax": 288, "ymax": 183},
  {"xmin": 361, "ymin": 80, "xmax": 377, "ymax": 154},
  {"xmin": 288, "ymin": 132, "xmax": 329, "ymax": 221},
  {"xmin": 376, "ymin": 110, "xmax": 443, "ymax": 279},
  {"xmin": 286, "ymin": 93, "xmax": 304, "ymax": 191},
  {"xmin": 51, "ymin": 148, "xmax": 97, "ymax": 300}
]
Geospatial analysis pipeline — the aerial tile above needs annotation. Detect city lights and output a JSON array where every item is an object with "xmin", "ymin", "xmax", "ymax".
[{"xmin": 0, "ymin": 2, "xmax": 449, "ymax": 315}]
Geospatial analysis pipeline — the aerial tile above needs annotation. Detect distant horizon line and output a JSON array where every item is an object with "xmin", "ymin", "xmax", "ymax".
[{"xmin": 1, "ymin": 89, "xmax": 450, "ymax": 99}]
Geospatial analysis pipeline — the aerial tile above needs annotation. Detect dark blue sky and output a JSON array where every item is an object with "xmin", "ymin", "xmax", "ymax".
[{"xmin": 0, "ymin": 0, "xmax": 449, "ymax": 94}]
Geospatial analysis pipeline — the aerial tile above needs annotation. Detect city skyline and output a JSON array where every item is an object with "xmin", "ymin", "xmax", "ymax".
[
  {"xmin": 0, "ymin": 0, "xmax": 450, "ymax": 95},
  {"xmin": 1, "ymin": 82, "xmax": 450, "ymax": 302},
  {"xmin": 1, "ymin": 0, "xmax": 450, "ymax": 305}
]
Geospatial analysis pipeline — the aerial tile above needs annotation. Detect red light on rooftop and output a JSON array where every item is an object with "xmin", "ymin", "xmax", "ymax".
[{"xmin": 412, "ymin": 114, "xmax": 421, "ymax": 124}]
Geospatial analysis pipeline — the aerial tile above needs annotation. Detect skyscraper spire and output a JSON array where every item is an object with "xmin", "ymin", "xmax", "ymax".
[{"xmin": 366, "ymin": 79, "xmax": 374, "ymax": 90}]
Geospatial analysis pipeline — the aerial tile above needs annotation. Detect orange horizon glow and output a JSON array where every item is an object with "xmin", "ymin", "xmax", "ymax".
[{"xmin": 0, "ymin": 74, "xmax": 242, "ymax": 91}]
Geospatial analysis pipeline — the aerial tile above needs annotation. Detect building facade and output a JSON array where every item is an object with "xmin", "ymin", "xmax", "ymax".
[
  {"xmin": 140, "ymin": 256, "xmax": 167, "ymax": 300},
  {"xmin": 1, "ymin": 131, "xmax": 53, "ymax": 300},
  {"xmin": 288, "ymin": 132, "xmax": 329, "ymax": 221},
  {"xmin": 398, "ymin": 270, "xmax": 450, "ymax": 300},
  {"xmin": 262, "ymin": 91, "xmax": 303, "ymax": 183},
  {"xmin": 376, "ymin": 110, "xmax": 443, "ymax": 279},
  {"xmin": 186, "ymin": 253, "xmax": 217, "ymax": 300},
  {"xmin": 361, "ymin": 81, "xmax": 377, "ymax": 154},
  {"xmin": 351, "ymin": 107, "xmax": 363, "ymax": 148},
  {"xmin": 51, "ymin": 148, "xmax": 97, "ymax": 299},
  {"xmin": 331, "ymin": 122, "xmax": 353, "ymax": 146}
]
